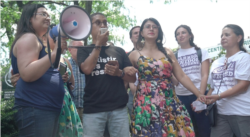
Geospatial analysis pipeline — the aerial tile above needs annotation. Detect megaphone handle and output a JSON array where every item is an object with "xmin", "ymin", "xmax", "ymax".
[
  {"xmin": 47, "ymin": 28, "xmax": 54, "ymax": 68},
  {"xmin": 54, "ymin": 29, "xmax": 62, "ymax": 68}
]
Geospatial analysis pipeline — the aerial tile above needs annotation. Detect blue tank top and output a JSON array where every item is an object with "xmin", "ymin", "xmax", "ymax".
[{"xmin": 11, "ymin": 38, "xmax": 65, "ymax": 111}]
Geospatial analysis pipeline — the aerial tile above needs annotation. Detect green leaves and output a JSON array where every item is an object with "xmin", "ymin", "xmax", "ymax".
[
  {"xmin": 1, "ymin": 97, "xmax": 18, "ymax": 137},
  {"xmin": 1, "ymin": 1, "xmax": 136, "ymax": 64}
]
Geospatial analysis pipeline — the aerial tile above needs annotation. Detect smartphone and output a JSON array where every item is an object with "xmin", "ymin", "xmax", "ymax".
[
  {"xmin": 100, "ymin": 28, "xmax": 108, "ymax": 34},
  {"xmin": 107, "ymin": 60, "xmax": 117, "ymax": 66},
  {"xmin": 59, "ymin": 62, "xmax": 67, "ymax": 76}
]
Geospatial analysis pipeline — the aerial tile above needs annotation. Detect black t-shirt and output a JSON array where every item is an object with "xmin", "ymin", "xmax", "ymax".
[{"xmin": 77, "ymin": 44, "xmax": 132, "ymax": 113}]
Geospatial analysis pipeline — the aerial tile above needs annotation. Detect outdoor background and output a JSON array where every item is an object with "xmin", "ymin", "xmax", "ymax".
[{"xmin": 1, "ymin": 0, "xmax": 250, "ymax": 136}]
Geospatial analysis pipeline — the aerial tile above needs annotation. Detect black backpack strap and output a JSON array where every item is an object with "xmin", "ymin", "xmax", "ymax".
[{"xmin": 196, "ymin": 48, "xmax": 202, "ymax": 64}]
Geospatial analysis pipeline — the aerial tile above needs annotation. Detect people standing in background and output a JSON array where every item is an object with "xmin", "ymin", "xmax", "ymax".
[
  {"xmin": 173, "ymin": 25, "xmax": 211, "ymax": 137},
  {"xmin": 126, "ymin": 26, "xmax": 140, "ymax": 118},
  {"xmin": 68, "ymin": 40, "xmax": 85, "ymax": 123},
  {"xmin": 48, "ymin": 27, "xmax": 84, "ymax": 136}
]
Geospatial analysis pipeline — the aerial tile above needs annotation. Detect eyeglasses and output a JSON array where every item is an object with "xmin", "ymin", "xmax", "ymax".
[
  {"xmin": 34, "ymin": 12, "xmax": 50, "ymax": 19},
  {"xmin": 92, "ymin": 20, "xmax": 108, "ymax": 27},
  {"xmin": 144, "ymin": 25, "xmax": 159, "ymax": 30}
]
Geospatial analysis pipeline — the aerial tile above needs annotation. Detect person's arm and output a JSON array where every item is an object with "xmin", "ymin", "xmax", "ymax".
[
  {"xmin": 207, "ymin": 55, "xmax": 250, "ymax": 104},
  {"xmin": 124, "ymin": 81, "xmax": 129, "ymax": 90},
  {"xmin": 205, "ymin": 88, "xmax": 214, "ymax": 104},
  {"xmin": 206, "ymin": 80, "xmax": 250, "ymax": 104},
  {"xmin": 104, "ymin": 61, "xmax": 137, "ymax": 83},
  {"xmin": 79, "ymin": 31, "xmax": 109, "ymax": 75},
  {"xmin": 15, "ymin": 33, "xmax": 60, "ymax": 82},
  {"xmin": 129, "ymin": 82, "xmax": 137, "ymax": 95},
  {"xmin": 65, "ymin": 58, "xmax": 75, "ymax": 91},
  {"xmin": 165, "ymin": 48, "xmax": 205, "ymax": 102},
  {"xmin": 105, "ymin": 46, "xmax": 137, "ymax": 82},
  {"xmin": 200, "ymin": 59, "xmax": 210, "ymax": 95},
  {"xmin": 171, "ymin": 74, "xmax": 179, "ymax": 86},
  {"xmin": 207, "ymin": 88, "xmax": 214, "ymax": 96}
]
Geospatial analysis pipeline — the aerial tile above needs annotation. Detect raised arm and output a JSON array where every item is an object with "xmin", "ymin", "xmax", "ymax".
[
  {"xmin": 79, "ymin": 31, "xmax": 109, "ymax": 75},
  {"xmin": 206, "ymin": 80, "xmax": 250, "ymax": 104},
  {"xmin": 14, "ymin": 33, "xmax": 59, "ymax": 82}
]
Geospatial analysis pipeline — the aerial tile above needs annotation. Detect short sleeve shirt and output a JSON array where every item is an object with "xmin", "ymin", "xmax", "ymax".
[
  {"xmin": 208, "ymin": 51, "xmax": 250, "ymax": 115},
  {"xmin": 175, "ymin": 47, "xmax": 210, "ymax": 95},
  {"xmin": 77, "ymin": 44, "xmax": 132, "ymax": 113}
]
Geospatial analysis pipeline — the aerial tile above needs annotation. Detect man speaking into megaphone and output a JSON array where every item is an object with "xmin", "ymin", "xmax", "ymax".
[{"xmin": 76, "ymin": 13, "xmax": 137, "ymax": 137}]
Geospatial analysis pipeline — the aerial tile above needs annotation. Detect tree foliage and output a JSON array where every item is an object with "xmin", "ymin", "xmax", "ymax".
[
  {"xmin": 1, "ymin": 97, "xmax": 18, "ymax": 137},
  {"xmin": 0, "ymin": 0, "xmax": 139, "ymax": 71}
]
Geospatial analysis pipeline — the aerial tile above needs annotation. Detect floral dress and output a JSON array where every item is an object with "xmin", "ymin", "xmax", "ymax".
[
  {"xmin": 57, "ymin": 61, "xmax": 84, "ymax": 137},
  {"xmin": 131, "ymin": 54, "xmax": 195, "ymax": 137}
]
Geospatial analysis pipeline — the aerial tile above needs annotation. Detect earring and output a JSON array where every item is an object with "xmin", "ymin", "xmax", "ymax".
[
  {"xmin": 157, "ymin": 39, "xmax": 161, "ymax": 43},
  {"xmin": 141, "ymin": 37, "xmax": 145, "ymax": 44},
  {"xmin": 189, "ymin": 38, "xmax": 192, "ymax": 41}
]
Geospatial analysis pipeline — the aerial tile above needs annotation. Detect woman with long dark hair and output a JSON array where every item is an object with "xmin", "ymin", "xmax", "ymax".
[
  {"xmin": 173, "ymin": 25, "xmax": 211, "ymax": 137},
  {"xmin": 206, "ymin": 24, "xmax": 250, "ymax": 137},
  {"xmin": 129, "ymin": 18, "xmax": 206, "ymax": 137},
  {"xmin": 10, "ymin": 4, "xmax": 65, "ymax": 137}
]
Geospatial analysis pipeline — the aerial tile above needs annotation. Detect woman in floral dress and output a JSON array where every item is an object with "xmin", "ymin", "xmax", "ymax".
[
  {"xmin": 47, "ymin": 28, "xmax": 84, "ymax": 136},
  {"xmin": 128, "ymin": 18, "xmax": 206, "ymax": 137},
  {"xmin": 56, "ymin": 57, "xmax": 84, "ymax": 137}
]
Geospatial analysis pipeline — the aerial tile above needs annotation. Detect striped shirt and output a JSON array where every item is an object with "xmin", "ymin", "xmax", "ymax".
[{"xmin": 69, "ymin": 58, "xmax": 85, "ymax": 108}]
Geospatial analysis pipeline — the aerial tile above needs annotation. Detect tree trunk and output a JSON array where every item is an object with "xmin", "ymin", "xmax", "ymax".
[
  {"xmin": 84, "ymin": 1, "xmax": 92, "ymax": 45},
  {"xmin": 74, "ymin": 1, "xmax": 79, "ymax": 6}
]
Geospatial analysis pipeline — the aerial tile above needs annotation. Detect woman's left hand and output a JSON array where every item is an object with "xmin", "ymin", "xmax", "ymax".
[
  {"xmin": 206, "ymin": 95, "xmax": 219, "ymax": 105},
  {"xmin": 62, "ymin": 72, "xmax": 68, "ymax": 83},
  {"xmin": 10, "ymin": 69, "xmax": 20, "ymax": 87}
]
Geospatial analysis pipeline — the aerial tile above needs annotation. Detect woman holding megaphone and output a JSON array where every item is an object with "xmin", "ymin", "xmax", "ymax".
[{"xmin": 9, "ymin": 4, "xmax": 76, "ymax": 137}]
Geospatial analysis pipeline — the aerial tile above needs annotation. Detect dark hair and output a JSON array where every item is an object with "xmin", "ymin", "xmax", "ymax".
[
  {"xmin": 90, "ymin": 13, "xmax": 106, "ymax": 21},
  {"xmin": 10, "ymin": 4, "xmax": 46, "ymax": 57},
  {"xmin": 129, "ymin": 26, "xmax": 140, "ymax": 38},
  {"xmin": 223, "ymin": 24, "xmax": 246, "ymax": 52},
  {"xmin": 136, "ymin": 18, "xmax": 172, "ymax": 63},
  {"xmin": 174, "ymin": 25, "xmax": 200, "ymax": 50}
]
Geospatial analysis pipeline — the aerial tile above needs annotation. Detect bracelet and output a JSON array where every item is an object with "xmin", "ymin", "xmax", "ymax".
[{"xmin": 218, "ymin": 93, "xmax": 221, "ymax": 100}]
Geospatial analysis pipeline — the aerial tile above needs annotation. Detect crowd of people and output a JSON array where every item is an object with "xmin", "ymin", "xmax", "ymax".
[{"xmin": 9, "ymin": 3, "xmax": 250, "ymax": 137}]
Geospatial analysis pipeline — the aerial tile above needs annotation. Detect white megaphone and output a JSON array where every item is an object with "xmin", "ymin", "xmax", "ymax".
[
  {"xmin": 48, "ymin": 5, "xmax": 92, "ymax": 68},
  {"xmin": 49, "ymin": 5, "xmax": 92, "ymax": 41}
]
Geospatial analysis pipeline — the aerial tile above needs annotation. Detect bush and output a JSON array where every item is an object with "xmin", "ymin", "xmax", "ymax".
[{"xmin": 1, "ymin": 97, "xmax": 19, "ymax": 137}]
